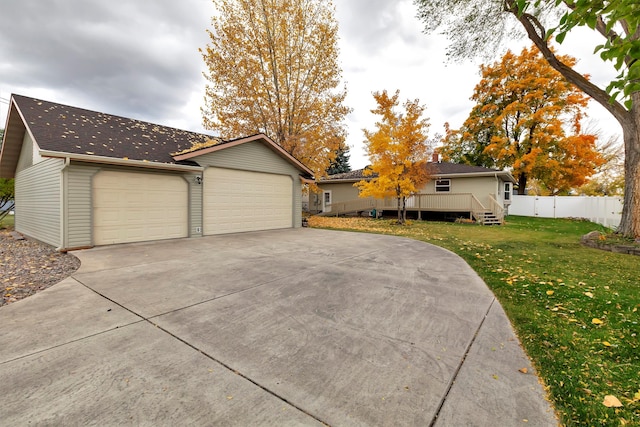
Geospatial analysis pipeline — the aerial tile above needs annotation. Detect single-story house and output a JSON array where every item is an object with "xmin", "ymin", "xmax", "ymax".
[
  {"xmin": 306, "ymin": 162, "xmax": 516, "ymax": 224},
  {"xmin": 0, "ymin": 94, "xmax": 313, "ymax": 250}
]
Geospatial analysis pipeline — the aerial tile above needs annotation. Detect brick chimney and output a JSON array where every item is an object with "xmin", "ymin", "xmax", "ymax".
[{"xmin": 431, "ymin": 150, "xmax": 439, "ymax": 163}]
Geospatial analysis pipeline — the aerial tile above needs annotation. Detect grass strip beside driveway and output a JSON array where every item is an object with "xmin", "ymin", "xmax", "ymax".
[{"xmin": 309, "ymin": 215, "xmax": 639, "ymax": 426}]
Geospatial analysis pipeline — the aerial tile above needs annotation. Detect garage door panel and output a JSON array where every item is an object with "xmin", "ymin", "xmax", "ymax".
[
  {"xmin": 204, "ymin": 168, "xmax": 292, "ymax": 235},
  {"xmin": 93, "ymin": 171, "xmax": 188, "ymax": 245}
]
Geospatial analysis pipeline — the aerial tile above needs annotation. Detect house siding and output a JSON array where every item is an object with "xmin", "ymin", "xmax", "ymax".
[
  {"xmin": 15, "ymin": 158, "xmax": 64, "ymax": 247},
  {"xmin": 193, "ymin": 141, "xmax": 303, "ymax": 228},
  {"xmin": 314, "ymin": 182, "xmax": 360, "ymax": 213},
  {"xmin": 419, "ymin": 176, "xmax": 499, "ymax": 208},
  {"xmin": 319, "ymin": 175, "xmax": 510, "ymax": 214}
]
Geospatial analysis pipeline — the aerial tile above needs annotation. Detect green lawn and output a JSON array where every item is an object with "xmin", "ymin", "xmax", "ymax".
[
  {"xmin": 309, "ymin": 215, "xmax": 639, "ymax": 426},
  {"xmin": 0, "ymin": 213, "xmax": 14, "ymax": 230}
]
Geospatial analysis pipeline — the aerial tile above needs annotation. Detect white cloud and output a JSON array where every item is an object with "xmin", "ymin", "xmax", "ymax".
[{"xmin": 0, "ymin": 0, "xmax": 624, "ymax": 170}]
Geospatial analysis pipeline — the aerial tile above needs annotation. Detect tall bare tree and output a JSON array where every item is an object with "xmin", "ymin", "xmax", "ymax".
[{"xmin": 202, "ymin": 0, "xmax": 350, "ymax": 178}]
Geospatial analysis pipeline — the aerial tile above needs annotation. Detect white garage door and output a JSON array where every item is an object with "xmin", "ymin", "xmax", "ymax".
[
  {"xmin": 93, "ymin": 170, "xmax": 188, "ymax": 245},
  {"xmin": 204, "ymin": 167, "xmax": 292, "ymax": 235}
]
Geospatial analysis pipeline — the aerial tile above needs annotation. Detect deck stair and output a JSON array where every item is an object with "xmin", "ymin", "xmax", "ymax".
[{"xmin": 474, "ymin": 210, "xmax": 502, "ymax": 225}]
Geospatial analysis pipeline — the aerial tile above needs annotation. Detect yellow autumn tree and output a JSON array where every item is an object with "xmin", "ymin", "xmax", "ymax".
[
  {"xmin": 201, "ymin": 0, "xmax": 350, "ymax": 178},
  {"xmin": 356, "ymin": 90, "xmax": 431, "ymax": 224},
  {"xmin": 441, "ymin": 45, "xmax": 605, "ymax": 195}
]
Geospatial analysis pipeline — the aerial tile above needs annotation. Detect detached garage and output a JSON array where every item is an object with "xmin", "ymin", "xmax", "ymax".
[{"xmin": 0, "ymin": 95, "xmax": 314, "ymax": 250}]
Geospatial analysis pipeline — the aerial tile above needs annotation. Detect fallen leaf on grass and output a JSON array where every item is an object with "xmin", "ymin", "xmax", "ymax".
[
  {"xmin": 546, "ymin": 290, "xmax": 554, "ymax": 296},
  {"xmin": 602, "ymin": 341, "xmax": 612, "ymax": 347},
  {"xmin": 584, "ymin": 292, "xmax": 594, "ymax": 298},
  {"xmin": 592, "ymin": 318, "xmax": 604, "ymax": 325},
  {"xmin": 602, "ymin": 395, "xmax": 623, "ymax": 407}
]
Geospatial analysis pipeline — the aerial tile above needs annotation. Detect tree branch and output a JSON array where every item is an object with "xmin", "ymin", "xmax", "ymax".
[{"xmin": 512, "ymin": 9, "xmax": 630, "ymax": 126}]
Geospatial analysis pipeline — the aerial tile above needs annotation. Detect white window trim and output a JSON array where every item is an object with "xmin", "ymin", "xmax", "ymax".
[
  {"xmin": 322, "ymin": 190, "xmax": 332, "ymax": 212},
  {"xmin": 435, "ymin": 179, "xmax": 451, "ymax": 193},
  {"xmin": 504, "ymin": 182, "xmax": 512, "ymax": 201}
]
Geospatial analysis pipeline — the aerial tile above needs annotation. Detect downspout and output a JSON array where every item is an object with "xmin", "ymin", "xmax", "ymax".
[{"xmin": 57, "ymin": 157, "xmax": 70, "ymax": 252}]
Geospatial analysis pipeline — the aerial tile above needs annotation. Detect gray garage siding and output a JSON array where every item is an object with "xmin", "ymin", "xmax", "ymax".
[
  {"xmin": 15, "ymin": 133, "xmax": 36, "ymax": 173},
  {"xmin": 65, "ymin": 164, "xmax": 98, "ymax": 248},
  {"xmin": 184, "ymin": 171, "xmax": 203, "ymax": 237},
  {"xmin": 193, "ymin": 141, "xmax": 303, "ymax": 228},
  {"xmin": 15, "ymin": 158, "xmax": 64, "ymax": 247}
]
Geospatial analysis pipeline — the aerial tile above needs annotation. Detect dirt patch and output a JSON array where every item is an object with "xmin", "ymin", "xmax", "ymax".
[{"xmin": 1, "ymin": 230, "xmax": 80, "ymax": 307}]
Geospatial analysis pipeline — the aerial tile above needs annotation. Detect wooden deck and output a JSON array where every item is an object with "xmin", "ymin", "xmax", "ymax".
[{"xmin": 321, "ymin": 193, "xmax": 504, "ymax": 225}]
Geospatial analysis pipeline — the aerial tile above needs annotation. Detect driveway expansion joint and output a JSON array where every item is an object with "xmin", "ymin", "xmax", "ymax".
[
  {"xmin": 428, "ymin": 297, "xmax": 496, "ymax": 427},
  {"xmin": 75, "ymin": 274, "xmax": 331, "ymax": 425},
  {"xmin": 150, "ymin": 321, "xmax": 333, "ymax": 427}
]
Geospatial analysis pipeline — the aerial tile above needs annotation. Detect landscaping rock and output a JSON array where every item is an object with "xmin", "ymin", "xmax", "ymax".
[
  {"xmin": 580, "ymin": 230, "xmax": 640, "ymax": 257},
  {"xmin": 1, "ymin": 230, "xmax": 80, "ymax": 306},
  {"xmin": 611, "ymin": 245, "xmax": 635, "ymax": 254},
  {"xmin": 581, "ymin": 231, "xmax": 603, "ymax": 242}
]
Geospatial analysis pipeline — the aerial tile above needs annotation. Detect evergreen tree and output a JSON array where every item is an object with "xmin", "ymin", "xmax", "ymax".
[{"xmin": 326, "ymin": 144, "xmax": 351, "ymax": 175}]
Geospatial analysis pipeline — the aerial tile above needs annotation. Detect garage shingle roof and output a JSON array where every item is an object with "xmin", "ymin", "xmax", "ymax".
[{"xmin": 13, "ymin": 94, "xmax": 220, "ymax": 164}]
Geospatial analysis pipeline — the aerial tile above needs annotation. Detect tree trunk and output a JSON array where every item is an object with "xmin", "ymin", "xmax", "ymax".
[
  {"xmin": 517, "ymin": 173, "xmax": 528, "ymax": 195},
  {"xmin": 512, "ymin": 7, "xmax": 640, "ymax": 237},
  {"xmin": 402, "ymin": 196, "xmax": 408, "ymax": 223},
  {"xmin": 397, "ymin": 196, "xmax": 403, "ymax": 224},
  {"xmin": 617, "ymin": 103, "xmax": 640, "ymax": 238}
]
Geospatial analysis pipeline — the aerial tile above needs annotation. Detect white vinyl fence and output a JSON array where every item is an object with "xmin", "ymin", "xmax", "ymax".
[{"xmin": 509, "ymin": 195, "xmax": 623, "ymax": 229}]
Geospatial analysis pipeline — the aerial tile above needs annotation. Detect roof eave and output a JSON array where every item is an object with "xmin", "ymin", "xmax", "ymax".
[
  {"xmin": 0, "ymin": 97, "xmax": 29, "ymax": 178},
  {"xmin": 39, "ymin": 150, "xmax": 204, "ymax": 172},
  {"xmin": 434, "ymin": 171, "xmax": 517, "ymax": 183},
  {"xmin": 320, "ymin": 178, "xmax": 364, "ymax": 184}
]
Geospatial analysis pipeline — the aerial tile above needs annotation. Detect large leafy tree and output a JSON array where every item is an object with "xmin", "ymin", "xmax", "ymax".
[
  {"xmin": 202, "ymin": 0, "xmax": 350, "ymax": 178},
  {"xmin": 415, "ymin": 0, "xmax": 640, "ymax": 237},
  {"xmin": 577, "ymin": 135, "xmax": 624, "ymax": 196},
  {"xmin": 442, "ymin": 45, "xmax": 604, "ymax": 195},
  {"xmin": 356, "ymin": 90, "xmax": 431, "ymax": 224}
]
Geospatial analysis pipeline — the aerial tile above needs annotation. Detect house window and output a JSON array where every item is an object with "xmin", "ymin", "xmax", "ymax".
[
  {"xmin": 435, "ymin": 179, "xmax": 451, "ymax": 192},
  {"xmin": 504, "ymin": 182, "xmax": 512, "ymax": 201},
  {"xmin": 324, "ymin": 192, "xmax": 331, "ymax": 204}
]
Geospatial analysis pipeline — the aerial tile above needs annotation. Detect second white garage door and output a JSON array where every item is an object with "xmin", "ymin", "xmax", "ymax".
[
  {"xmin": 93, "ymin": 170, "xmax": 189, "ymax": 245},
  {"xmin": 203, "ymin": 167, "xmax": 292, "ymax": 235}
]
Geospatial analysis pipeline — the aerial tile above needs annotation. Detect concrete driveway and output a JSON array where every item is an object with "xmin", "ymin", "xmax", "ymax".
[{"xmin": 0, "ymin": 228, "xmax": 556, "ymax": 426}]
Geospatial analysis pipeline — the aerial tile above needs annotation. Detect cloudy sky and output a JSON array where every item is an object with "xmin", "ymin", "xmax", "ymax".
[{"xmin": 0, "ymin": 0, "xmax": 621, "ymax": 169}]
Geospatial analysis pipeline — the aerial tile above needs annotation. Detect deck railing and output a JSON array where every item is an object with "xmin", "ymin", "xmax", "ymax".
[
  {"xmin": 326, "ymin": 193, "xmax": 486, "ymax": 215},
  {"xmin": 488, "ymin": 194, "xmax": 505, "ymax": 223},
  {"xmin": 323, "ymin": 193, "xmax": 505, "ymax": 224}
]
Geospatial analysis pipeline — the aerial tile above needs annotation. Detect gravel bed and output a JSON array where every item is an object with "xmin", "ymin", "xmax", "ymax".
[{"xmin": 1, "ymin": 230, "xmax": 80, "ymax": 307}]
